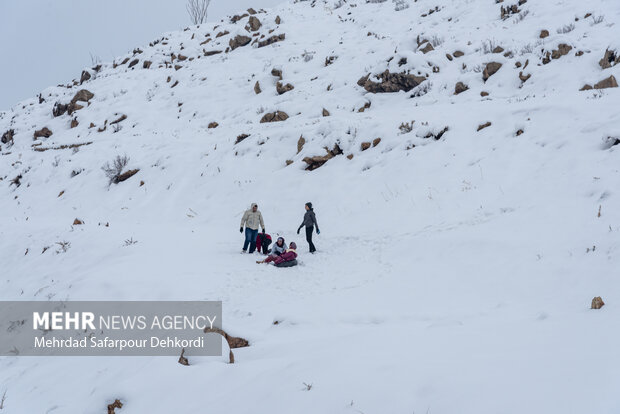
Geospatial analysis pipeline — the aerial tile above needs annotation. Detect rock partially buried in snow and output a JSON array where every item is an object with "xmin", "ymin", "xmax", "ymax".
[
  {"xmin": 247, "ymin": 16, "xmax": 261, "ymax": 32},
  {"xmin": 276, "ymin": 82, "xmax": 294, "ymax": 95},
  {"xmin": 591, "ymin": 296, "xmax": 605, "ymax": 309},
  {"xmin": 235, "ymin": 133, "xmax": 250, "ymax": 144},
  {"xmin": 357, "ymin": 70, "xmax": 426, "ymax": 93},
  {"xmin": 254, "ymin": 81, "xmax": 261, "ymax": 94},
  {"xmin": 2, "ymin": 129, "xmax": 15, "ymax": 145},
  {"xmin": 229, "ymin": 35, "xmax": 251, "ymax": 50},
  {"xmin": 297, "ymin": 135, "xmax": 305, "ymax": 153},
  {"xmin": 71, "ymin": 89, "xmax": 94, "ymax": 105},
  {"xmin": 80, "ymin": 70, "xmax": 91, "ymax": 84},
  {"xmin": 454, "ymin": 82, "xmax": 469, "ymax": 95},
  {"xmin": 260, "ymin": 111, "xmax": 289, "ymax": 123},
  {"xmin": 271, "ymin": 68, "xmax": 283, "ymax": 80},
  {"xmin": 482, "ymin": 62, "xmax": 502, "ymax": 82},
  {"xmin": 519, "ymin": 71, "xmax": 531, "ymax": 82},
  {"xmin": 258, "ymin": 34, "xmax": 286, "ymax": 48},
  {"xmin": 581, "ymin": 75, "xmax": 618, "ymax": 91},
  {"xmin": 322, "ymin": 108, "xmax": 330, "ymax": 116},
  {"xmin": 551, "ymin": 44, "xmax": 572, "ymax": 59},
  {"xmin": 477, "ymin": 122, "xmax": 492, "ymax": 131},
  {"xmin": 594, "ymin": 75, "xmax": 619, "ymax": 89},
  {"xmin": 34, "ymin": 127, "xmax": 53, "ymax": 139},
  {"xmin": 117, "ymin": 169, "xmax": 139, "ymax": 183},
  {"xmin": 420, "ymin": 42, "xmax": 434, "ymax": 54},
  {"xmin": 599, "ymin": 49, "xmax": 619, "ymax": 69},
  {"xmin": 302, "ymin": 144, "xmax": 343, "ymax": 171},
  {"xmin": 539, "ymin": 29, "xmax": 549, "ymax": 38}
]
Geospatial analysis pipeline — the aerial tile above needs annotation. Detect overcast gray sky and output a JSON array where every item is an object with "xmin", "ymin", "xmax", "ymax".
[{"xmin": 0, "ymin": 0, "xmax": 284, "ymax": 111}]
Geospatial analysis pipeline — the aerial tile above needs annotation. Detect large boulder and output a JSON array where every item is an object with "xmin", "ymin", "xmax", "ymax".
[{"xmin": 357, "ymin": 70, "xmax": 426, "ymax": 93}]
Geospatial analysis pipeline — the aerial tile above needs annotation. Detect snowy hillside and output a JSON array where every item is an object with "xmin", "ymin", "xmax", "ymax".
[{"xmin": 1, "ymin": 0, "xmax": 620, "ymax": 412}]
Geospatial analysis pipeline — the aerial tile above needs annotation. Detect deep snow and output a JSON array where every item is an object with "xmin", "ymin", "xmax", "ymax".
[{"xmin": 1, "ymin": 0, "xmax": 620, "ymax": 412}]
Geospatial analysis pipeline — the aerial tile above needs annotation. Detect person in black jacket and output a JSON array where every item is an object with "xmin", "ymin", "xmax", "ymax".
[{"xmin": 297, "ymin": 202, "xmax": 320, "ymax": 253}]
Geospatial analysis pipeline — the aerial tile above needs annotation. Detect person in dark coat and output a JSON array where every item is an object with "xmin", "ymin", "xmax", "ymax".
[{"xmin": 297, "ymin": 202, "xmax": 319, "ymax": 253}]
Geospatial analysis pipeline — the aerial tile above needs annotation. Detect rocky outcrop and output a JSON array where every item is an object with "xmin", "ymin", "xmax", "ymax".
[{"xmin": 357, "ymin": 70, "xmax": 426, "ymax": 93}]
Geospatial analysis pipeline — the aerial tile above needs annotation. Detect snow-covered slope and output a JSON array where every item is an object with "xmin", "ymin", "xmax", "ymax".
[{"xmin": 1, "ymin": 0, "xmax": 620, "ymax": 412}]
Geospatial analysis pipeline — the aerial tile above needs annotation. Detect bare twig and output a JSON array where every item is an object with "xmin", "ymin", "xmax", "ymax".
[{"xmin": 187, "ymin": 0, "xmax": 210, "ymax": 25}]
